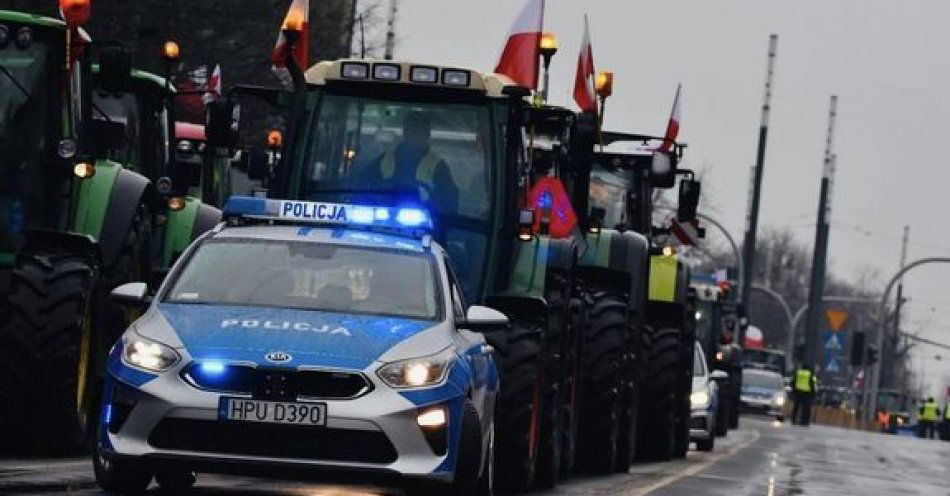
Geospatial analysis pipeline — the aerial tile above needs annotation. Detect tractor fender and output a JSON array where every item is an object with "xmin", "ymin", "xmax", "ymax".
[
  {"xmin": 19, "ymin": 229, "xmax": 98, "ymax": 262},
  {"xmin": 191, "ymin": 202, "xmax": 222, "ymax": 239},
  {"xmin": 484, "ymin": 294, "xmax": 549, "ymax": 324},
  {"xmin": 98, "ymin": 167, "xmax": 156, "ymax": 268},
  {"xmin": 579, "ymin": 229, "xmax": 649, "ymax": 309},
  {"xmin": 160, "ymin": 199, "xmax": 222, "ymax": 270}
]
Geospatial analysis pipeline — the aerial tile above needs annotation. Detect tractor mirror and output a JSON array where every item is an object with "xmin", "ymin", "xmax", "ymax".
[
  {"xmin": 205, "ymin": 100, "xmax": 237, "ymax": 148},
  {"xmin": 110, "ymin": 282, "xmax": 150, "ymax": 306},
  {"xmin": 677, "ymin": 178, "xmax": 701, "ymax": 222},
  {"xmin": 98, "ymin": 45, "xmax": 133, "ymax": 92},
  {"xmin": 650, "ymin": 151, "xmax": 677, "ymax": 188}
]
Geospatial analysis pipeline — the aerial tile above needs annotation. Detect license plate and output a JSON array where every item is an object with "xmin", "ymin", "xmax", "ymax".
[{"xmin": 220, "ymin": 398, "xmax": 327, "ymax": 426}]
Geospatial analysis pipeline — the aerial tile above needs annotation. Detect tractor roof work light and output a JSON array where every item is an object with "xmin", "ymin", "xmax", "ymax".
[
  {"xmin": 162, "ymin": 40, "xmax": 180, "ymax": 61},
  {"xmin": 595, "ymin": 71, "xmax": 614, "ymax": 99},
  {"xmin": 266, "ymin": 129, "xmax": 283, "ymax": 149}
]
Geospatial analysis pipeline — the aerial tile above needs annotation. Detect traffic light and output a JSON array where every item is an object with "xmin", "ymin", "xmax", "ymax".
[
  {"xmin": 867, "ymin": 344, "xmax": 879, "ymax": 365},
  {"xmin": 851, "ymin": 331, "xmax": 866, "ymax": 366}
]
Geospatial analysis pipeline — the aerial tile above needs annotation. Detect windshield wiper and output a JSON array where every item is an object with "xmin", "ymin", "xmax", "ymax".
[{"xmin": 0, "ymin": 65, "xmax": 31, "ymax": 98}]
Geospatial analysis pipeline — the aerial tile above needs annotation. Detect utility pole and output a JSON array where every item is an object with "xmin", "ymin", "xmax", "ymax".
[
  {"xmin": 803, "ymin": 95, "xmax": 839, "ymax": 370},
  {"xmin": 740, "ymin": 34, "xmax": 778, "ymax": 335},
  {"xmin": 384, "ymin": 0, "xmax": 397, "ymax": 60},
  {"xmin": 884, "ymin": 226, "xmax": 910, "ymax": 388}
]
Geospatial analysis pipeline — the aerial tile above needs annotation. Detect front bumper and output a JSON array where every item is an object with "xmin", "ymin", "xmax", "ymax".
[
  {"xmin": 99, "ymin": 358, "xmax": 468, "ymax": 482},
  {"xmin": 689, "ymin": 409, "xmax": 713, "ymax": 440},
  {"xmin": 740, "ymin": 396, "xmax": 783, "ymax": 417}
]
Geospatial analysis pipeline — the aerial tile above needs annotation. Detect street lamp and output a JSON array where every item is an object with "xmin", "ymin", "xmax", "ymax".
[{"xmin": 539, "ymin": 32, "xmax": 558, "ymax": 104}]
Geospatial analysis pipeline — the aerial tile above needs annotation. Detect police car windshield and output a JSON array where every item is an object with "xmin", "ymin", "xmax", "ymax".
[{"xmin": 166, "ymin": 238, "xmax": 439, "ymax": 320}]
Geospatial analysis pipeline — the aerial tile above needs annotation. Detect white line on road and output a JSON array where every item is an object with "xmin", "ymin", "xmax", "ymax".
[{"xmin": 622, "ymin": 428, "xmax": 762, "ymax": 496}]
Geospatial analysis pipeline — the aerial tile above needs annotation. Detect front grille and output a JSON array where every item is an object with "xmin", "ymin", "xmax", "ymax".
[
  {"xmin": 182, "ymin": 364, "xmax": 371, "ymax": 400},
  {"xmin": 148, "ymin": 418, "xmax": 397, "ymax": 464}
]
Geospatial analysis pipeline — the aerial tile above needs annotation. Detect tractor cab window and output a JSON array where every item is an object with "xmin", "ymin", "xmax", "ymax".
[
  {"xmin": 300, "ymin": 92, "xmax": 499, "ymax": 301},
  {"xmin": 92, "ymin": 91, "xmax": 142, "ymax": 167},
  {"xmin": 0, "ymin": 31, "xmax": 66, "ymax": 254},
  {"xmin": 588, "ymin": 163, "xmax": 632, "ymax": 228}
]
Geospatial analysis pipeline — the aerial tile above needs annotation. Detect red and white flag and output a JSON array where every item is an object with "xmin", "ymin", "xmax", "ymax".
[
  {"xmin": 573, "ymin": 15, "xmax": 597, "ymax": 113},
  {"xmin": 202, "ymin": 64, "xmax": 222, "ymax": 105},
  {"xmin": 271, "ymin": 0, "xmax": 309, "ymax": 86},
  {"xmin": 494, "ymin": 0, "xmax": 545, "ymax": 89},
  {"xmin": 659, "ymin": 83, "xmax": 682, "ymax": 152}
]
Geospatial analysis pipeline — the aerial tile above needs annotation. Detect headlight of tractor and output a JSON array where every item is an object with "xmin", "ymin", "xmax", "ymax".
[
  {"xmin": 690, "ymin": 390, "xmax": 710, "ymax": 409},
  {"xmin": 772, "ymin": 393, "xmax": 786, "ymax": 407},
  {"xmin": 377, "ymin": 348, "xmax": 455, "ymax": 389},
  {"xmin": 121, "ymin": 334, "xmax": 180, "ymax": 372}
]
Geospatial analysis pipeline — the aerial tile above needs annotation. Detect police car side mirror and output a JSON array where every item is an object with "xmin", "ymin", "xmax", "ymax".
[
  {"xmin": 110, "ymin": 282, "xmax": 150, "ymax": 307},
  {"xmin": 710, "ymin": 369, "xmax": 729, "ymax": 381},
  {"xmin": 785, "ymin": 385, "xmax": 793, "ymax": 394},
  {"xmin": 459, "ymin": 305, "xmax": 509, "ymax": 332}
]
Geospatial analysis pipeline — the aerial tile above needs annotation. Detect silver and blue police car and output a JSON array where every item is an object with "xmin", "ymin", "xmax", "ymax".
[{"xmin": 94, "ymin": 197, "xmax": 503, "ymax": 496}]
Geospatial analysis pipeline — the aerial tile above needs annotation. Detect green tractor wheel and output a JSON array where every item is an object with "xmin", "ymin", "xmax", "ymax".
[
  {"xmin": 485, "ymin": 320, "xmax": 545, "ymax": 493},
  {"xmin": 636, "ymin": 326, "xmax": 680, "ymax": 462},
  {"xmin": 0, "ymin": 251, "xmax": 99, "ymax": 454},
  {"xmin": 575, "ymin": 291, "xmax": 624, "ymax": 474}
]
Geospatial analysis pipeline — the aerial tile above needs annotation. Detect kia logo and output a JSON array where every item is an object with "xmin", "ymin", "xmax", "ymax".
[{"xmin": 265, "ymin": 351, "xmax": 292, "ymax": 363}]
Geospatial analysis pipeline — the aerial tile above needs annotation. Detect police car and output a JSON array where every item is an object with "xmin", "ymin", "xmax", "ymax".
[{"xmin": 94, "ymin": 196, "xmax": 503, "ymax": 496}]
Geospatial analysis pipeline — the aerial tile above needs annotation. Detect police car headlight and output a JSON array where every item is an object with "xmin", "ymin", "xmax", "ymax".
[
  {"xmin": 121, "ymin": 334, "xmax": 180, "ymax": 372},
  {"xmin": 377, "ymin": 348, "xmax": 455, "ymax": 389},
  {"xmin": 772, "ymin": 393, "xmax": 786, "ymax": 407},
  {"xmin": 690, "ymin": 390, "xmax": 710, "ymax": 409}
]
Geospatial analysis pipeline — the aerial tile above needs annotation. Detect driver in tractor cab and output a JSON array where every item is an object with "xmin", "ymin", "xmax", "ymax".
[{"xmin": 361, "ymin": 111, "xmax": 459, "ymax": 212}]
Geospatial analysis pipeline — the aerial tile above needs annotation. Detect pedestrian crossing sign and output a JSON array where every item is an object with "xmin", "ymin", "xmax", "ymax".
[
  {"xmin": 823, "ymin": 332, "xmax": 843, "ymax": 351},
  {"xmin": 826, "ymin": 356, "xmax": 841, "ymax": 374}
]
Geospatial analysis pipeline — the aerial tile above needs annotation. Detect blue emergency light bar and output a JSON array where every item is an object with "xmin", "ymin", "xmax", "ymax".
[{"xmin": 223, "ymin": 196, "xmax": 433, "ymax": 232}]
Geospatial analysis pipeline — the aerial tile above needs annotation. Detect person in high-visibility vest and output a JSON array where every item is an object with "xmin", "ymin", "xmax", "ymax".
[
  {"xmin": 940, "ymin": 400, "xmax": 950, "ymax": 441},
  {"xmin": 876, "ymin": 408, "xmax": 891, "ymax": 433},
  {"xmin": 918, "ymin": 397, "xmax": 939, "ymax": 439},
  {"xmin": 791, "ymin": 364, "xmax": 818, "ymax": 426},
  {"xmin": 363, "ymin": 111, "xmax": 459, "ymax": 213}
]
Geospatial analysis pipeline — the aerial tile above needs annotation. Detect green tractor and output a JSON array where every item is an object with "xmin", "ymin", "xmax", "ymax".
[
  {"xmin": 579, "ymin": 131, "xmax": 699, "ymax": 461},
  {"xmin": 207, "ymin": 58, "xmax": 603, "ymax": 491},
  {"xmin": 0, "ymin": 9, "xmax": 220, "ymax": 452}
]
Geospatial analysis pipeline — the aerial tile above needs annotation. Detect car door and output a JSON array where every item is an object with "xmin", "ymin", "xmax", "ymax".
[{"xmin": 446, "ymin": 260, "xmax": 495, "ymax": 427}]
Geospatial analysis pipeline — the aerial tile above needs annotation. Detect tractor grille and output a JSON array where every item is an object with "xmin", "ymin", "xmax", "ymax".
[
  {"xmin": 148, "ymin": 418, "xmax": 397, "ymax": 464},
  {"xmin": 182, "ymin": 364, "xmax": 372, "ymax": 400}
]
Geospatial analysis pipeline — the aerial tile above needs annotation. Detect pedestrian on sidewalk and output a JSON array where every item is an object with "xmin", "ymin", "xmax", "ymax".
[
  {"xmin": 918, "ymin": 397, "xmax": 939, "ymax": 439},
  {"xmin": 791, "ymin": 363, "xmax": 817, "ymax": 426}
]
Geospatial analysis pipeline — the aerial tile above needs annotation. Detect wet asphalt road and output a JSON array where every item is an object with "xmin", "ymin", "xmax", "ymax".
[{"xmin": 2, "ymin": 416, "xmax": 948, "ymax": 495}]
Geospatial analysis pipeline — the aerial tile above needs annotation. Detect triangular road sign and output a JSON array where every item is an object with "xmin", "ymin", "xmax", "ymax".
[
  {"xmin": 825, "ymin": 308, "xmax": 849, "ymax": 331},
  {"xmin": 824, "ymin": 333, "xmax": 843, "ymax": 351},
  {"xmin": 826, "ymin": 356, "xmax": 841, "ymax": 374}
]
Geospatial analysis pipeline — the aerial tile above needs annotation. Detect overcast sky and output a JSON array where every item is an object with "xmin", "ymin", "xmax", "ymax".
[{"xmin": 386, "ymin": 0, "xmax": 950, "ymax": 397}]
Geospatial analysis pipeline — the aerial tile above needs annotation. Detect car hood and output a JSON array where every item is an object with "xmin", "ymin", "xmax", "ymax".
[
  {"xmin": 692, "ymin": 376, "xmax": 708, "ymax": 392},
  {"xmin": 742, "ymin": 385, "xmax": 779, "ymax": 396},
  {"xmin": 151, "ymin": 303, "xmax": 436, "ymax": 370}
]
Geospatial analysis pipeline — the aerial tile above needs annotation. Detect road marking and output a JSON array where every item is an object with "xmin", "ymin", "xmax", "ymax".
[{"xmin": 622, "ymin": 428, "xmax": 762, "ymax": 496}]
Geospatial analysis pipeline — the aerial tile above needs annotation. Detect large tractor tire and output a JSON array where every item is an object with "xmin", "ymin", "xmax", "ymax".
[
  {"xmin": 484, "ymin": 321, "xmax": 545, "ymax": 493},
  {"xmin": 99, "ymin": 204, "xmax": 153, "ymax": 344},
  {"xmin": 535, "ymin": 276, "xmax": 572, "ymax": 489},
  {"xmin": 0, "ymin": 252, "xmax": 98, "ymax": 454},
  {"xmin": 636, "ymin": 326, "xmax": 680, "ymax": 462},
  {"xmin": 615, "ymin": 308, "xmax": 641, "ymax": 472},
  {"xmin": 575, "ymin": 292, "xmax": 624, "ymax": 474},
  {"xmin": 559, "ymin": 295, "xmax": 587, "ymax": 478}
]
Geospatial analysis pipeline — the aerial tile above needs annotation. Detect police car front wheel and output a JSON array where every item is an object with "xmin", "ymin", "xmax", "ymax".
[{"xmin": 93, "ymin": 449, "xmax": 152, "ymax": 495}]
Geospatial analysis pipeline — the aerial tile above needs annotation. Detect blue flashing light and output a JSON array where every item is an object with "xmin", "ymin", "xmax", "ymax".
[
  {"xmin": 396, "ymin": 208, "xmax": 427, "ymax": 227},
  {"xmin": 199, "ymin": 361, "xmax": 226, "ymax": 376},
  {"xmin": 223, "ymin": 196, "xmax": 432, "ymax": 234},
  {"xmin": 103, "ymin": 403, "xmax": 113, "ymax": 424},
  {"xmin": 537, "ymin": 191, "xmax": 553, "ymax": 209}
]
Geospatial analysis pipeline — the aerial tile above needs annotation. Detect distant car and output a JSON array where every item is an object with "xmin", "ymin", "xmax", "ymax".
[
  {"xmin": 740, "ymin": 368, "xmax": 786, "ymax": 419},
  {"xmin": 742, "ymin": 348, "xmax": 786, "ymax": 377},
  {"xmin": 690, "ymin": 341, "xmax": 722, "ymax": 451}
]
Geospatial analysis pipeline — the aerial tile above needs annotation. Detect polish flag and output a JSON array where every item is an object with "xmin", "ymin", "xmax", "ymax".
[
  {"xmin": 659, "ymin": 84, "xmax": 682, "ymax": 152},
  {"xmin": 202, "ymin": 64, "xmax": 222, "ymax": 105},
  {"xmin": 494, "ymin": 0, "xmax": 545, "ymax": 89},
  {"xmin": 271, "ymin": 0, "xmax": 309, "ymax": 85},
  {"xmin": 573, "ymin": 15, "xmax": 597, "ymax": 114}
]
